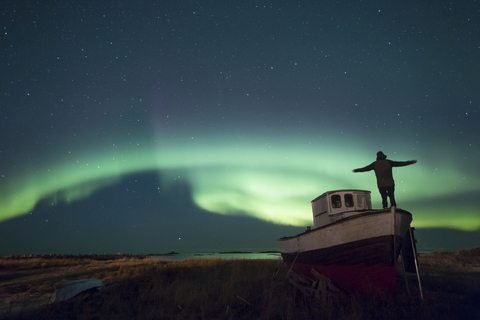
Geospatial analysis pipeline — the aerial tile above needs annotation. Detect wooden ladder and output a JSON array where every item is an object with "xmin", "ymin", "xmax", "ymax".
[{"xmin": 401, "ymin": 227, "xmax": 424, "ymax": 300}]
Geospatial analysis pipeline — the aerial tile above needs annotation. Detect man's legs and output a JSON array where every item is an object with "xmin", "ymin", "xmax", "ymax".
[
  {"xmin": 378, "ymin": 187, "xmax": 388, "ymax": 208},
  {"xmin": 386, "ymin": 186, "xmax": 396, "ymax": 207},
  {"xmin": 379, "ymin": 186, "xmax": 396, "ymax": 208}
]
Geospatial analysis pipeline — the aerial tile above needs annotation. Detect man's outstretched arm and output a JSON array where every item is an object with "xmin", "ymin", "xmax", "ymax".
[
  {"xmin": 352, "ymin": 162, "xmax": 375, "ymax": 173},
  {"xmin": 390, "ymin": 160, "xmax": 417, "ymax": 167}
]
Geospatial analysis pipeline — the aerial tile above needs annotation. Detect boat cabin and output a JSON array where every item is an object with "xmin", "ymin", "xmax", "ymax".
[{"xmin": 311, "ymin": 190, "xmax": 372, "ymax": 229}]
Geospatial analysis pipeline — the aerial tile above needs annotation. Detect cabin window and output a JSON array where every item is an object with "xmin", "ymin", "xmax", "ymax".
[
  {"xmin": 331, "ymin": 195, "xmax": 342, "ymax": 208},
  {"xmin": 344, "ymin": 194, "xmax": 354, "ymax": 207}
]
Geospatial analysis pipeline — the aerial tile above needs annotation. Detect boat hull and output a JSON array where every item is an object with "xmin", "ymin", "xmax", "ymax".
[{"xmin": 278, "ymin": 208, "xmax": 412, "ymax": 296}]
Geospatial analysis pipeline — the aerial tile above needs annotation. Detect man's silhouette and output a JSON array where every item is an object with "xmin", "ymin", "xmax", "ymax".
[{"xmin": 353, "ymin": 151, "xmax": 417, "ymax": 208}]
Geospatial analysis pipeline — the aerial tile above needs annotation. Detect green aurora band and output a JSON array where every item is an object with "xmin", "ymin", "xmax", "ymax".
[{"xmin": 1, "ymin": 137, "xmax": 479, "ymax": 231}]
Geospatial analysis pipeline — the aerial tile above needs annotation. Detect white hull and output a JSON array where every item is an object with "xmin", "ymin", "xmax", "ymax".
[{"xmin": 278, "ymin": 207, "xmax": 412, "ymax": 255}]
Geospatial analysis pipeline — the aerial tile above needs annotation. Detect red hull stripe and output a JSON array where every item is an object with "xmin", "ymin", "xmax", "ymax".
[
  {"xmin": 286, "ymin": 262, "xmax": 397, "ymax": 296},
  {"xmin": 281, "ymin": 235, "xmax": 404, "ymax": 295}
]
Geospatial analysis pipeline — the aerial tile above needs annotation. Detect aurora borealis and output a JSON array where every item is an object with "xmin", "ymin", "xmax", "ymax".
[{"xmin": 1, "ymin": 1, "xmax": 479, "ymax": 255}]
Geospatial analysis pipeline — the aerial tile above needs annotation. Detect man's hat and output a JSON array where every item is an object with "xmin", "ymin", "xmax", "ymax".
[{"xmin": 376, "ymin": 151, "xmax": 387, "ymax": 160}]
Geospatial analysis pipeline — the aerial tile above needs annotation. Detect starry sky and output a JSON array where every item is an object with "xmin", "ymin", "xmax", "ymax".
[{"xmin": 1, "ymin": 1, "xmax": 479, "ymax": 255}]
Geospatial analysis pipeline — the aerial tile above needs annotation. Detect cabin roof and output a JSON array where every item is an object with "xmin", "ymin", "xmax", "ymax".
[{"xmin": 311, "ymin": 189, "xmax": 371, "ymax": 202}]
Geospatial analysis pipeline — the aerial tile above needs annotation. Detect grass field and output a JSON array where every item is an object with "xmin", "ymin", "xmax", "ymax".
[{"xmin": 1, "ymin": 248, "xmax": 479, "ymax": 320}]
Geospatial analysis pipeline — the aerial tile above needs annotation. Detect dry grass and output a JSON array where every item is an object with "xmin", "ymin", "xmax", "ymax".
[
  {"xmin": 0, "ymin": 256, "xmax": 149, "ymax": 272},
  {"xmin": 0, "ymin": 258, "xmax": 97, "ymax": 271},
  {"xmin": 1, "ymin": 249, "xmax": 479, "ymax": 320},
  {"xmin": 418, "ymin": 248, "xmax": 480, "ymax": 272}
]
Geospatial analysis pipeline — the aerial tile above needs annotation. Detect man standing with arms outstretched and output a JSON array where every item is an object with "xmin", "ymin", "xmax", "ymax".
[{"xmin": 352, "ymin": 151, "xmax": 417, "ymax": 208}]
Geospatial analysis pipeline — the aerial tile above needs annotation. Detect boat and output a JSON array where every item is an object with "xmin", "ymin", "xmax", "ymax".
[
  {"xmin": 277, "ymin": 189, "xmax": 414, "ymax": 296},
  {"xmin": 51, "ymin": 279, "xmax": 103, "ymax": 302}
]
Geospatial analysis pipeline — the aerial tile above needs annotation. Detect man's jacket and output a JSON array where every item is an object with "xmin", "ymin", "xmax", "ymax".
[{"xmin": 354, "ymin": 159, "xmax": 414, "ymax": 188}]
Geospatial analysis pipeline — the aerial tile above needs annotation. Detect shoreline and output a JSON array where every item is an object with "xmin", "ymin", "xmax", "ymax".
[{"xmin": 0, "ymin": 251, "xmax": 282, "ymax": 262}]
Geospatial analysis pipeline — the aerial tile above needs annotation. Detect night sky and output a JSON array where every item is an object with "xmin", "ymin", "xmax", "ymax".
[{"xmin": 1, "ymin": 1, "xmax": 479, "ymax": 255}]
